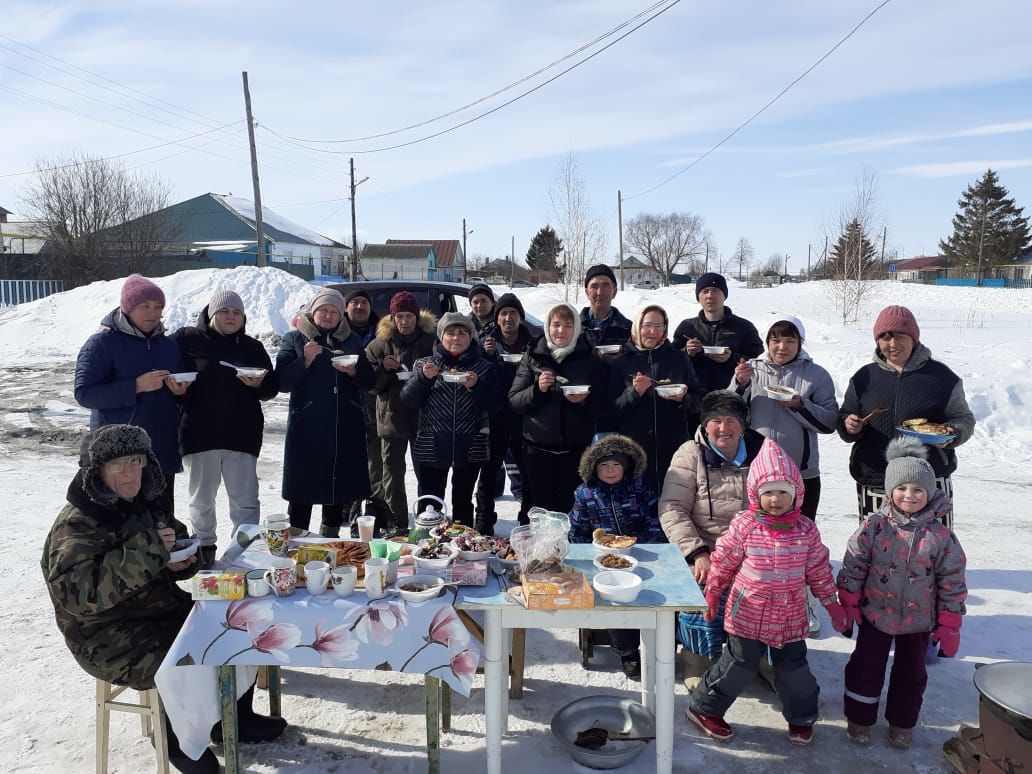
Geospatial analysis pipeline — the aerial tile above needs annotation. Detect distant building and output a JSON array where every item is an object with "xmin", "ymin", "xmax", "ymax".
[
  {"xmin": 360, "ymin": 243, "xmax": 439, "ymax": 280},
  {"xmin": 610, "ymin": 255, "xmax": 663, "ymax": 286},
  {"xmin": 386, "ymin": 239, "xmax": 464, "ymax": 281},
  {"xmin": 891, "ymin": 255, "xmax": 946, "ymax": 282}
]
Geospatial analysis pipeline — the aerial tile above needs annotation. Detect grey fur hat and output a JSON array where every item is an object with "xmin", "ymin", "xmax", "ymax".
[
  {"xmin": 884, "ymin": 436, "xmax": 936, "ymax": 496},
  {"xmin": 578, "ymin": 434, "xmax": 647, "ymax": 483},
  {"xmin": 437, "ymin": 311, "xmax": 476, "ymax": 340},
  {"xmin": 79, "ymin": 424, "xmax": 165, "ymax": 506}
]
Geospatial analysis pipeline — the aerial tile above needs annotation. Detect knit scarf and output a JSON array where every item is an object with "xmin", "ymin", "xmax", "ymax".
[{"xmin": 751, "ymin": 508, "xmax": 801, "ymax": 531}]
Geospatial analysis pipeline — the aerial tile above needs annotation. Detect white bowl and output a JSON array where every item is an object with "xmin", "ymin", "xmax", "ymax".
[
  {"xmin": 454, "ymin": 534, "xmax": 497, "ymax": 560},
  {"xmin": 702, "ymin": 346, "xmax": 729, "ymax": 355},
  {"xmin": 169, "ymin": 372, "xmax": 198, "ymax": 383},
  {"xmin": 655, "ymin": 384, "xmax": 686, "ymax": 398},
  {"xmin": 395, "ymin": 370, "xmax": 415, "ymax": 381},
  {"xmin": 500, "ymin": 353, "xmax": 523, "ymax": 363},
  {"xmin": 169, "ymin": 538, "xmax": 200, "ymax": 562},
  {"xmin": 561, "ymin": 385, "xmax": 590, "ymax": 396},
  {"xmin": 441, "ymin": 371, "xmax": 468, "ymax": 383},
  {"xmin": 593, "ymin": 553, "xmax": 639, "ymax": 572},
  {"xmin": 394, "ymin": 574, "xmax": 445, "ymax": 603},
  {"xmin": 765, "ymin": 385, "xmax": 798, "ymax": 402},
  {"xmin": 235, "ymin": 367, "xmax": 266, "ymax": 378},
  {"xmin": 413, "ymin": 544, "xmax": 458, "ymax": 571},
  {"xmin": 592, "ymin": 537, "xmax": 637, "ymax": 555},
  {"xmin": 593, "ymin": 570, "xmax": 643, "ymax": 603},
  {"xmin": 595, "ymin": 344, "xmax": 621, "ymax": 355},
  {"xmin": 331, "ymin": 354, "xmax": 359, "ymax": 367}
]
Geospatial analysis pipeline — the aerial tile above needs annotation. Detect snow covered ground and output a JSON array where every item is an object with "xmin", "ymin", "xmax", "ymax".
[{"xmin": 3, "ymin": 266, "xmax": 1030, "ymax": 773}]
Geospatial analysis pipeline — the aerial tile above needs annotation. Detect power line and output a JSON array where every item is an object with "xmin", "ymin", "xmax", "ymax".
[
  {"xmin": 259, "ymin": 0, "xmax": 682, "ymax": 155},
  {"xmin": 271, "ymin": 0, "xmax": 673, "ymax": 144},
  {"xmin": 625, "ymin": 0, "xmax": 895, "ymax": 200}
]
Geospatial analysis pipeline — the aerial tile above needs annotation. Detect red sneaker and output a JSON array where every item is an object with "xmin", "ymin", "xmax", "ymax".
[
  {"xmin": 788, "ymin": 724, "xmax": 813, "ymax": 746},
  {"xmin": 686, "ymin": 707, "xmax": 734, "ymax": 742}
]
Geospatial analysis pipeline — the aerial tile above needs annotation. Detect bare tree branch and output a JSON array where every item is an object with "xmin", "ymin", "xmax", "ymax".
[
  {"xmin": 624, "ymin": 212, "xmax": 707, "ymax": 284},
  {"xmin": 549, "ymin": 151, "xmax": 608, "ymax": 301}
]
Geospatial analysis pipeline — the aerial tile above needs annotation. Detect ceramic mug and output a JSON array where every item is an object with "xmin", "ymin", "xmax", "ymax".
[
  {"xmin": 263, "ymin": 557, "xmax": 297, "ymax": 597},
  {"xmin": 305, "ymin": 560, "xmax": 331, "ymax": 595},
  {"xmin": 246, "ymin": 569, "xmax": 270, "ymax": 597},
  {"xmin": 331, "ymin": 565, "xmax": 357, "ymax": 597},
  {"xmin": 264, "ymin": 518, "xmax": 291, "ymax": 557},
  {"xmin": 364, "ymin": 557, "xmax": 389, "ymax": 600}
]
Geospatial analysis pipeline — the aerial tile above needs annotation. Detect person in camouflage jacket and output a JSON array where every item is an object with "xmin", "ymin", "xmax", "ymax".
[{"xmin": 41, "ymin": 424, "xmax": 196, "ymax": 689}]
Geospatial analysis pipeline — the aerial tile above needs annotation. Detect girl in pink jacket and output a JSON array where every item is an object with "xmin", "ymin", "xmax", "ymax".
[{"xmin": 687, "ymin": 438, "xmax": 848, "ymax": 746}]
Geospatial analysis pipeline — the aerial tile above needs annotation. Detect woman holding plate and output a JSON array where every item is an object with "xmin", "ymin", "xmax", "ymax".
[
  {"xmin": 610, "ymin": 304, "xmax": 704, "ymax": 496},
  {"xmin": 838, "ymin": 305, "xmax": 975, "ymax": 528}
]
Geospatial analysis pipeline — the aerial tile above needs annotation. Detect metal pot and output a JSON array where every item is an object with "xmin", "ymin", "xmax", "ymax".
[{"xmin": 550, "ymin": 695, "xmax": 655, "ymax": 770}]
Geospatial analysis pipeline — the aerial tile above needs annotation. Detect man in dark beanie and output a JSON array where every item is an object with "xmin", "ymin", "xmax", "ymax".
[
  {"xmin": 672, "ymin": 272, "xmax": 763, "ymax": 412},
  {"xmin": 581, "ymin": 263, "xmax": 632, "ymax": 349},
  {"xmin": 172, "ymin": 288, "xmax": 278, "ymax": 568},
  {"xmin": 468, "ymin": 283, "xmax": 495, "ymax": 333},
  {"xmin": 344, "ymin": 287, "xmax": 389, "ymax": 532},
  {"xmin": 475, "ymin": 292, "xmax": 533, "ymax": 532},
  {"xmin": 42, "ymin": 425, "xmax": 288, "ymax": 773}
]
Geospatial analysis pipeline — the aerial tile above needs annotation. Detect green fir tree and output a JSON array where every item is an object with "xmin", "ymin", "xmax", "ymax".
[
  {"xmin": 939, "ymin": 169, "xmax": 1030, "ymax": 268},
  {"xmin": 525, "ymin": 225, "xmax": 563, "ymax": 271}
]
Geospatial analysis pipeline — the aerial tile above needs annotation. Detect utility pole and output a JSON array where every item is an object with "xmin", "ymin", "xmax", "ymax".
[
  {"xmin": 880, "ymin": 226, "xmax": 887, "ymax": 266},
  {"xmin": 241, "ymin": 71, "xmax": 266, "ymax": 267},
  {"xmin": 823, "ymin": 235, "xmax": 828, "ymax": 279},
  {"xmin": 617, "ymin": 190, "xmax": 625, "ymax": 290},
  {"xmin": 511, "ymin": 235, "xmax": 515, "ymax": 286},
  {"xmin": 705, "ymin": 242, "xmax": 710, "ymax": 273},
  {"xmin": 462, "ymin": 218, "xmax": 471, "ymax": 282},
  {"xmin": 807, "ymin": 243, "xmax": 811, "ymax": 279},
  {"xmin": 348, "ymin": 158, "xmax": 369, "ymax": 281},
  {"xmin": 784, "ymin": 253, "xmax": 790, "ymax": 278}
]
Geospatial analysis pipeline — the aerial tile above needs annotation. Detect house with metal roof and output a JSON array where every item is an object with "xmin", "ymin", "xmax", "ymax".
[
  {"xmin": 891, "ymin": 255, "xmax": 947, "ymax": 282},
  {"xmin": 360, "ymin": 243, "xmax": 439, "ymax": 280},
  {"xmin": 385, "ymin": 239, "xmax": 464, "ymax": 281}
]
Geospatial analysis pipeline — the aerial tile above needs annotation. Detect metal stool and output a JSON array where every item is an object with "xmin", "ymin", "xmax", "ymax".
[{"xmin": 95, "ymin": 679, "xmax": 169, "ymax": 774}]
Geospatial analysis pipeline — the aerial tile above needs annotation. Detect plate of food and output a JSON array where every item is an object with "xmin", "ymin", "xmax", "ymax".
[
  {"xmin": 655, "ymin": 383, "xmax": 686, "ymax": 398},
  {"xmin": 235, "ymin": 366, "xmax": 267, "ymax": 379},
  {"xmin": 441, "ymin": 370, "xmax": 469, "ymax": 383},
  {"xmin": 765, "ymin": 385, "xmax": 798, "ymax": 402},
  {"xmin": 169, "ymin": 538, "xmax": 200, "ymax": 562},
  {"xmin": 702, "ymin": 345, "xmax": 729, "ymax": 355},
  {"xmin": 500, "ymin": 353, "xmax": 524, "ymax": 363},
  {"xmin": 429, "ymin": 522, "xmax": 476, "ymax": 542},
  {"xmin": 453, "ymin": 532, "xmax": 498, "ymax": 561},
  {"xmin": 395, "ymin": 370, "xmax": 415, "ymax": 381},
  {"xmin": 593, "ymin": 553, "xmax": 639, "ymax": 572},
  {"xmin": 897, "ymin": 418, "xmax": 955, "ymax": 444},
  {"xmin": 561, "ymin": 385, "xmax": 590, "ymax": 396},
  {"xmin": 595, "ymin": 344, "xmax": 622, "ymax": 355},
  {"xmin": 394, "ymin": 574, "xmax": 445, "ymax": 603},
  {"xmin": 330, "ymin": 354, "xmax": 359, "ymax": 367},
  {"xmin": 413, "ymin": 540, "xmax": 458, "ymax": 571},
  {"xmin": 591, "ymin": 529, "xmax": 637, "ymax": 555}
]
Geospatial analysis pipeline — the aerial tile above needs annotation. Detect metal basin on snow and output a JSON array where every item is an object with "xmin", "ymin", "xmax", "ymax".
[{"xmin": 550, "ymin": 695, "xmax": 655, "ymax": 770}]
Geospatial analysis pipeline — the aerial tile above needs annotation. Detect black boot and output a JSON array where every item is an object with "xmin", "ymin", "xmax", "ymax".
[
  {"xmin": 620, "ymin": 650, "xmax": 642, "ymax": 680},
  {"xmin": 197, "ymin": 545, "xmax": 217, "ymax": 570},
  {"xmin": 211, "ymin": 685, "xmax": 287, "ymax": 744},
  {"xmin": 164, "ymin": 717, "xmax": 219, "ymax": 774}
]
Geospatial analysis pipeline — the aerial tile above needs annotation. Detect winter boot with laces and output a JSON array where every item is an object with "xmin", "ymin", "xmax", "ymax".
[
  {"xmin": 211, "ymin": 685, "xmax": 287, "ymax": 745},
  {"xmin": 686, "ymin": 707, "xmax": 734, "ymax": 742}
]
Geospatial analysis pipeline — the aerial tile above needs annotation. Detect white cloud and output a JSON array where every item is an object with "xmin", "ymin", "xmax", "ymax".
[{"xmin": 892, "ymin": 160, "xmax": 1032, "ymax": 178}]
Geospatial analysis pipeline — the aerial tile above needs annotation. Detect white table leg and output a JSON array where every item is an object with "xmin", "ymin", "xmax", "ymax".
[
  {"xmin": 484, "ymin": 609, "xmax": 504, "ymax": 774},
  {"xmin": 500, "ymin": 624, "xmax": 510, "ymax": 734},
  {"xmin": 640, "ymin": 626, "xmax": 656, "ymax": 712},
  {"xmin": 654, "ymin": 613, "xmax": 675, "ymax": 774}
]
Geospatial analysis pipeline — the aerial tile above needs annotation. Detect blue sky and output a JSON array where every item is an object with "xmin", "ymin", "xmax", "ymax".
[{"xmin": 2, "ymin": 0, "xmax": 1031, "ymax": 272}]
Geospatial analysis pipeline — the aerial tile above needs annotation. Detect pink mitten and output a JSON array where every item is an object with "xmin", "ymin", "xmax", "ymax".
[
  {"xmin": 703, "ymin": 591, "xmax": 722, "ymax": 622},
  {"xmin": 931, "ymin": 611, "xmax": 963, "ymax": 657},
  {"xmin": 838, "ymin": 589, "xmax": 863, "ymax": 628},
  {"xmin": 825, "ymin": 602, "xmax": 849, "ymax": 633}
]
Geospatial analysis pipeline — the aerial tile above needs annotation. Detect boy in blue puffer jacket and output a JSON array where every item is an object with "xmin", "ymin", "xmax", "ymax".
[{"xmin": 568, "ymin": 434, "xmax": 665, "ymax": 677}]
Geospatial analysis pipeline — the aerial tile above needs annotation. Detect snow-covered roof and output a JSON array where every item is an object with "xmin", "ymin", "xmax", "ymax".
[{"xmin": 217, "ymin": 195, "xmax": 343, "ymax": 248}]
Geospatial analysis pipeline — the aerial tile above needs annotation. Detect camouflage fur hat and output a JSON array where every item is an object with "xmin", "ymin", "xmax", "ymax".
[{"xmin": 79, "ymin": 424, "xmax": 165, "ymax": 506}]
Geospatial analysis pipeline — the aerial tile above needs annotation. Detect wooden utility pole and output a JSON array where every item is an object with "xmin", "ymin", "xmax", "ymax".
[
  {"xmin": 462, "ymin": 219, "xmax": 470, "ymax": 282},
  {"xmin": 349, "ymin": 158, "xmax": 359, "ymax": 281},
  {"xmin": 617, "ymin": 190, "xmax": 625, "ymax": 290},
  {"xmin": 241, "ymin": 71, "xmax": 266, "ymax": 267},
  {"xmin": 511, "ymin": 235, "xmax": 515, "ymax": 286},
  {"xmin": 807, "ymin": 243, "xmax": 812, "ymax": 279}
]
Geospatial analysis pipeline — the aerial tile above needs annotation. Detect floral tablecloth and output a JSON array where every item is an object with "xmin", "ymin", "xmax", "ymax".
[{"xmin": 154, "ymin": 527, "xmax": 481, "ymax": 761}]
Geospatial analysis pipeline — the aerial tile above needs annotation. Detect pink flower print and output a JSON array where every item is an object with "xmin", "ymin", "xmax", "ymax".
[
  {"xmin": 304, "ymin": 620, "xmax": 360, "ymax": 667},
  {"xmin": 222, "ymin": 623, "xmax": 302, "ymax": 664},
  {"xmin": 202, "ymin": 599, "xmax": 274, "ymax": 663},
  {"xmin": 427, "ymin": 606, "xmax": 470, "ymax": 649},
  {"xmin": 426, "ymin": 648, "xmax": 480, "ymax": 693},
  {"xmin": 351, "ymin": 599, "xmax": 409, "ymax": 646}
]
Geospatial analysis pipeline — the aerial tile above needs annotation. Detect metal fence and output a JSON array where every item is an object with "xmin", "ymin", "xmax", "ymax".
[{"xmin": 0, "ymin": 279, "xmax": 65, "ymax": 306}]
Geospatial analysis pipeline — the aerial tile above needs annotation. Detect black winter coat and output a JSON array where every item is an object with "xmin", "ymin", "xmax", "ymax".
[
  {"xmin": 610, "ymin": 340, "xmax": 704, "ymax": 493},
  {"xmin": 671, "ymin": 306, "xmax": 764, "ymax": 393},
  {"xmin": 172, "ymin": 308, "xmax": 278, "ymax": 457},
  {"xmin": 509, "ymin": 334, "xmax": 608, "ymax": 451},
  {"xmin": 276, "ymin": 316, "xmax": 373, "ymax": 504},
  {"xmin": 400, "ymin": 340, "xmax": 503, "ymax": 469},
  {"xmin": 580, "ymin": 306, "xmax": 633, "ymax": 348},
  {"xmin": 481, "ymin": 323, "xmax": 534, "ymax": 434},
  {"xmin": 366, "ymin": 311, "xmax": 438, "ymax": 440}
]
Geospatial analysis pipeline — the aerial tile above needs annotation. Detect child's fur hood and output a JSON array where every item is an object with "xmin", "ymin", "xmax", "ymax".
[
  {"xmin": 375, "ymin": 309, "xmax": 438, "ymax": 340},
  {"xmin": 578, "ymin": 434, "xmax": 647, "ymax": 483}
]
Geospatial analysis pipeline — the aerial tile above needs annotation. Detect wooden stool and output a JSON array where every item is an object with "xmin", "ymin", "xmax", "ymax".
[{"xmin": 95, "ymin": 679, "xmax": 169, "ymax": 774}]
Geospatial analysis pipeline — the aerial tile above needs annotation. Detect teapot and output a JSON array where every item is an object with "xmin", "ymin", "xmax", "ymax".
[{"xmin": 408, "ymin": 495, "xmax": 448, "ymax": 543}]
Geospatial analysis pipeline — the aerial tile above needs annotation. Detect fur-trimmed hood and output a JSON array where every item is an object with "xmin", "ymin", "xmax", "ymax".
[
  {"xmin": 578, "ymin": 434, "xmax": 647, "ymax": 483},
  {"xmin": 375, "ymin": 309, "xmax": 438, "ymax": 341}
]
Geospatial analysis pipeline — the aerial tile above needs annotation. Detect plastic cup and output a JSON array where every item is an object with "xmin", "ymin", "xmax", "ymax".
[
  {"xmin": 369, "ymin": 539, "xmax": 389, "ymax": 559},
  {"xmin": 357, "ymin": 515, "xmax": 376, "ymax": 542}
]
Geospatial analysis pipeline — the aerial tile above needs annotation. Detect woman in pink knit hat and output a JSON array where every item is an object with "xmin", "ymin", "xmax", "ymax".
[{"xmin": 836, "ymin": 304, "xmax": 975, "ymax": 527}]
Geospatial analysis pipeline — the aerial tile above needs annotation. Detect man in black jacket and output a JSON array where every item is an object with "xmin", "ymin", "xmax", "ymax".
[
  {"xmin": 580, "ymin": 264, "xmax": 632, "ymax": 348},
  {"xmin": 172, "ymin": 289, "xmax": 278, "ymax": 567},
  {"xmin": 672, "ymin": 272, "xmax": 763, "ymax": 396}
]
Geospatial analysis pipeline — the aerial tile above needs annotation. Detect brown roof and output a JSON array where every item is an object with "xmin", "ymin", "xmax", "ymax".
[
  {"xmin": 361, "ymin": 243, "xmax": 435, "ymax": 261},
  {"xmin": 895, "ymin": 255, "xmax": 945, "ymax": 271},
  {"xmin": 386, "ymin": 239, "xmax": 463, "ymax": 268}
]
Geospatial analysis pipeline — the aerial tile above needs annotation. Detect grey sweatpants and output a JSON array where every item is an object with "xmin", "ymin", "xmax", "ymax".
[
  {"xmin": 183, "ymin": 450, "xmax": 260, "ymax": 546},
  {"xmin": 691, "ymin": 634, "xmax": 820, "ymax": 725}
]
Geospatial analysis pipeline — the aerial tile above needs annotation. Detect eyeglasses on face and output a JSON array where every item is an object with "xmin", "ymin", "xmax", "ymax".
[
  {"xmin": 640, "ymin": 323, "xmax": 666, "ymax": 331},
  {"xmin": 105, "ymin": 455, "xmax": 147, "ymax": 473}
]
